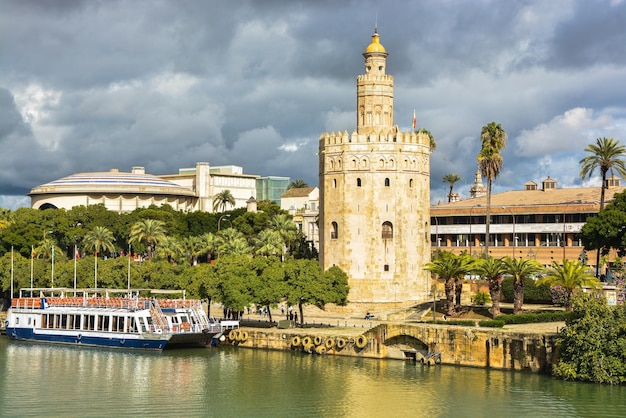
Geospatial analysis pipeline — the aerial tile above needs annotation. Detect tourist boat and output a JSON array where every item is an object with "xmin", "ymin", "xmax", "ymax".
[{"xmin": 5, "ymin": 287, "xmax": 230, "ymax": 350}]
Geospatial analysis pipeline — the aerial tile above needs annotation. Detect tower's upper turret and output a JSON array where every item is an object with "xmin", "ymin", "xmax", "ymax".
[{"xmin": 357, "ymin": 29, "xmax": 394, "ymax": 134}]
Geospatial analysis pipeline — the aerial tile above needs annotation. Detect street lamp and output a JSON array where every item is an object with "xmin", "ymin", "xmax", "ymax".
[{"xmin": 218, "ymin": 214, "xmax": 232, "ymax": 231}]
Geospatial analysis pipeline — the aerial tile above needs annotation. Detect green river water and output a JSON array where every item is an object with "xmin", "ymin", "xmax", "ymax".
[{"xmin": 0, "ymin": 336, "xmax": 625, "ymax": 417}]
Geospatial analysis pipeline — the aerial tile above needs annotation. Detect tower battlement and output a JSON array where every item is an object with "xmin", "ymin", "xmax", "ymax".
[{"xmin": 319, "ymin": 129, "xmax": 431, "ymax": 148}]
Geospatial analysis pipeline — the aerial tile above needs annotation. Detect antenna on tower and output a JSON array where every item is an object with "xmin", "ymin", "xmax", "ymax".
[{"xmin": 375, "ymin": 12, "xmax": 378, "ymax": 33}]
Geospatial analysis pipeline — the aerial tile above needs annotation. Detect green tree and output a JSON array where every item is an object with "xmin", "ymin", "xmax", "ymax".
[
  {"xmin": 129, "ymin": 219, "xmax": 166, "ymax": 259},
  {"xmin": 472, "ymin": 256, "xmax": 506, "ymax": 317},
  {"xmin": 213, "ymin": 190, "xmax": 236, "ymax": 213},
  {"xmin": 580, "ymin": 137, "xmax": 626, "ymax": 276},
  {"xmin": 196, "ymin": 232, "xmax": 218, "ymax": 263},
  {"xmin": 553, "ymin": 292, "xmax": 626, "ymax": 384},
  {"xmin": 213, "ymin": 254, "xmax": 255, "ymax": 318},
  {"xmin": 477, "ymin": 122, "xmax": 507, "ymax": 256},
  {"xmin": 284, "ymin": 259, "xmax": 348, "ymax": 324},
  {"xmin": 425, "ymin": 251, "xmax": 475, "ymax": 315},
  {"xmin": 502, "ymin": 257, "xmax": 543, "ymax": 314},
  {"xmin": 249, "ymin": 256, "xmax": 287, "ymax": 323},
  {"xmin": 442, "ymin": 173, "xmax": 462, "ymax": 203},
  {"xmin": 287, "ymin": 179, "xmax": 309, "ymax": 189},
  {"xmin": 83, "ymin": 226, "xmax": 116, "ymax": 288},
  {"xmin": 154, "ymin": 236, "xmax": 183, "ymax": 264},
  {"xmin": 537, "ymin": 259, "xmax": 600, "ymax": 310},
  {"xmin": 216, "ymin": 228, "xmax": 251, "ymax": 256}
]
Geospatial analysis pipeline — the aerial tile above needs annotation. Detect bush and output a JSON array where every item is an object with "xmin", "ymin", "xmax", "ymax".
[
  {"xmin": 471, "ymin": 291, "xmax": 492, "ymax": 305},
  {"xmin": 478, "ymin": 320, "xmax": 505, "ymax": 328},
  {"xmin": 501, "ymin": 276, "xmax": 552, "ymax": 304},
  {"xmin": 495, "ymin": 311, "xmax": 571, "ymax": 324},
  {"xmin": 550, "ymin": 285, "xmax": 570, "ymax": 307}
]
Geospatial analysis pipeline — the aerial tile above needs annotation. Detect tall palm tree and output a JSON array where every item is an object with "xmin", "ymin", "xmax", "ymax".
[
  {"xmin": 502, "ymin": 257, "xmax": 543, "ymax": 314},
  {"xmin": 180, "ymin": 236, "xmax": 203, "ymax": 265},
  {"xmin": 83, "ymin": 226, "xmax": 116, "ymax": 288},
  {"xmin": 477, "ymin": 122, "xmax": 507, "ymax": 256},
  {"xmin": 212, "ymin": 190, "xmax": 236, "ymax": 213},
  {"xmin": 443, "ymin": 173, "xmax": 462, "ymax": 203},
  {"xmin": 473, "ymin": 256, "xmax": 507, "ymax": 317},
  {"xmin": 129, "ymin": 219, "xmax": 166, "ymax": 259},
  {"xmin": 425, "ymin": 251, "xmax": 475, "ymax": 316},
  {"xmin": 579, "ymin": 137, "xmax": 626, "ymax": 276},
  {"xmin": 537, "ymin": 259, "xmax": 600, "ymax": 310},
  {"xmin": 287, "ymin": 179, "xmax": 309, "ymax": 189}
]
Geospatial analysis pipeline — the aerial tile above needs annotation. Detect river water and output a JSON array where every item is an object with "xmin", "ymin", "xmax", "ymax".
[{"xmin": 0, "ymin": 336, "xmax": 624, "ymax": 418}]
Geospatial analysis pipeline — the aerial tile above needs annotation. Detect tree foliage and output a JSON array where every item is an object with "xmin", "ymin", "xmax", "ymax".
[{"xmin": 553, "ymin": 293, "xmax": 626, "ymax": 384}]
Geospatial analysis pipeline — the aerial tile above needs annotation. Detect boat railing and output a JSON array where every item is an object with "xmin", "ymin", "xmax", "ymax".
[{"xmin": 11, "ymin": 298, "xmax": 42, "ymax": 309}]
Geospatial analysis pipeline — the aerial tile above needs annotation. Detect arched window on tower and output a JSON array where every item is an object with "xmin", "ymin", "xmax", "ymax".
[
  {"xmin": 382, "ymin": 221, "xmax": 393, "ymax": 239},
  {"xmin": 333, "ymin": 179, "xmax": 337, "ymax": 188},
  {"xmin": 357, "ymin": 178, "xmax": 362, "ymax": 187},
  {"xmin": 331, "ymin": 222, "xmax": 339, "ymax": 239},
  {"xmin": 409, "ymin": 178, "xmax": 414, "ymax": 188},
  {"xmin": 385, "ymin": 178, "xmax": 390, "ymax": 187}
]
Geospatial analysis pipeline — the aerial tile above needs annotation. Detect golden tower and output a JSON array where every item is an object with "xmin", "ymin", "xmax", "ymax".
[{"xmin": 319, "ymin": 29, "xmax": 432, "ymax": 306}]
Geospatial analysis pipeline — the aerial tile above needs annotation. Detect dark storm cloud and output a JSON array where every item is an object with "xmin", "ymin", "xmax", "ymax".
[{"xmin": 1, "ymin": 0, "xmax": 625, "ymax": 208}]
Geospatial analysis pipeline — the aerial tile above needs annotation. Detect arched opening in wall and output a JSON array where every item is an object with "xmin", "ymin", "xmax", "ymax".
[
  {"xmin": 357, "ymin": 178, "xmax": 362, "ymax": 187},
  {"xmin": 333, "ymin": 179, "xmax": 337, "ymax": 188},
  {"xmin": 385, "ymin": 178, "xmax": 390, "ymax": 187},
  {"xmin": 331, "ymin": 222, "xmax": 338, "ymax": 239},
  {"xmin": 382, "ymin": 221, "xmax": 393, "ymax": 239},
  {"xmin": 39, "ymin": 203, "xmax": 58, "ymax": 210},
  {"xmin": 409, "ymin": 178, "xmax": 414, "ymax": 188}
]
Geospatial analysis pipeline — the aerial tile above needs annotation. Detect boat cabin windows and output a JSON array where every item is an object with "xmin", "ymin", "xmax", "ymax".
[{"xmin": 40, "ymin": 313, "xmax": 140, "ymax": 333}]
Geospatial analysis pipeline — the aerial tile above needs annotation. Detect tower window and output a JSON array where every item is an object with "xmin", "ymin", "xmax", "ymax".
[
  {"xmin": 333, "ymin": 179, "xmax": 337, "ymax": 188},
  {"xmin": 385, "ymin": 178, "xmax": 390, "ymax": 187},
  {"xmin": 357, "ymin": 178, "xmax": 362, "ymax": 187},
  {"xmin": 384, "ymin": 264, "xmax": 389, "ymax": 271},
  {"xmin": 382, "ymin": 221, "xmax": 393, "ymax": 239},
  {"xmin": 409, "ymin": 179, "xmax": 413, "ymax": 188},
  {"xmin": 331, "ymin": 222, "xmax": 338, "ymax": 239}
]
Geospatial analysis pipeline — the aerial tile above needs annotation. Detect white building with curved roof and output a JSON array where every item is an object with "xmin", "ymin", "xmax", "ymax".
[{"xmin": 29, "ymin": 162, "xmax": 258, "ymax": 213}]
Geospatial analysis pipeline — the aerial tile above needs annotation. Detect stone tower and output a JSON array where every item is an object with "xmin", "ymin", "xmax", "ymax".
[{"xmin": 318, "ymin": 29, "xmax": 432, "ymax": 306}]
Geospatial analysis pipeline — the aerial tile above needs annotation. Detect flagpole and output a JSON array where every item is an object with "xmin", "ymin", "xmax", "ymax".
[
  {"xmin": 74, "ymin": 243, "xmax": 77, "ymax": 291},
  {"xmin": 127, "ymin": 244, "xmax": 131, "ymax": 292},
  {"xmin": 10, "ymin": 246, "xmax": 14, "ymax": 299},
  {"xmin": 51, "ymin": 244, "xmax": 55, "ymax": 288},
  {"xmin": 30, "ymin": 245, "xmax": 34, "ymax": 297}
]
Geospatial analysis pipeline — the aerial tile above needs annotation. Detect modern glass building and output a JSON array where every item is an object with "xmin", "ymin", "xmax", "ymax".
[{"xmin": 256, "ymin": 176, "xmax": 290, "ymax": 205}]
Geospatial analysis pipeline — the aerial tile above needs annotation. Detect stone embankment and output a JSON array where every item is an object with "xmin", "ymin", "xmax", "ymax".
[{"xmin": 219, "ymin": 306, "xmax": 563, "ymax": 374}]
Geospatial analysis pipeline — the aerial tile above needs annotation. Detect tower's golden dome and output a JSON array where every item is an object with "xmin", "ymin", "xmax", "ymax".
[{"xmin": 365, "ymin": 30, "xmax": 386, "ymax": 54}]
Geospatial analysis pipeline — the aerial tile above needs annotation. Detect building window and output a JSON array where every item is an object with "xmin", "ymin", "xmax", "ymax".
[
  {"xmin": 385, "ymin": 178, "xmax": 390, "ymax": 187},
  {"xmin": 357, "ymin": 178, "xmax": 362, "ymax": 187},
  {"xmin": 331, "ymin": 222, "xmax": 338, "ymax": 239},
  {"xmin": 384, "ymin": 264, "xmax": 389, "ymax": 271},
  {"xmin": 409, "ymin": 178, "xmax": 413, "ymax": 188},
  {"xmin": 333, "ymin": 179, "xmax": 337, "ymax": 188},
  {"xmin": 382, "ymin": 221, "xmax": 393, "ymax": 239}
]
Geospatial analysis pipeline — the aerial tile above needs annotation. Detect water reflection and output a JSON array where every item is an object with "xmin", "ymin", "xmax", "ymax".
[{"xmin": 1, "ymin": 338, "xmax": 625, "ymax": 418}]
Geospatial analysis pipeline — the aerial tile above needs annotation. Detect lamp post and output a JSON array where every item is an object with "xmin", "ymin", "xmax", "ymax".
[
  {"xmin": 73, "ymin": 238, "xmax": 77, "ymax": 291},
  {"xmin": 430, "ymin": 283, "xmax": 440, "ymax": 321},
  {"xmin": 218, "ymin": 214, "xmax": 232, "ymax": 231},
  {"xmin": 44, "ymin": 231, "xmax": 54, "ymax": 288}
]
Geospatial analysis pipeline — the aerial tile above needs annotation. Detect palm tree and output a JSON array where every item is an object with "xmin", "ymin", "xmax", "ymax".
[
  {"xmin": 270, "ymin": 213, "xmax": 298, "ymax": 259},
  {"xmin": 477, "ymin": 122, "xmax": 507, "ymax": 256},
  {"xmin": 83, "ymin": 226, "xmax": 115, "ymax": 288},
  {"xmin": 287, "ymin": 179, "xmax": 309, "ymax": 189},
  {"xmin": 502, "ymin": 257, "xmax": 543, "ymax": 314},
  {"xmin": 473, "ymin": 256, "xmax": 507, "ymax": 317},
  {"xmin": 425, "ymin": 251, "xmax": 475, "ymax": 316},
  {"xmin": 255, "ymin": 229, "xmax": 284, "ymax": 257},
  {"xmin": 443, "ymin": 173, "xmax": 462, "ymax": 203},
  {"xmin": 154, "ymin": 236, "xmax": 183, "ymax": 264},
  {"xmin": 213, "ymin": 190, "xmax": 236, "ymax": 212},
  {"xmin": 129, "ymin": 219, "xmax": 166, "ymax": 259},
  {"xmin": 579, "ymin": 137, "xmax": 626, "ymax": 277},
  {"xmin": 537, "ymin": 259, "xmax": 601, "ymax": 310},
  {"xmin": 196, "ymin": 232, "xmax": 218, "ymax": 263},
  {"xmin": 216, "ymin": 228, "xmax": 251, "ymax": 256}
]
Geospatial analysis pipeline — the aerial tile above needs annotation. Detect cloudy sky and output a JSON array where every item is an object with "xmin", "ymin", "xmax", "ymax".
[{"xmin": 2, "ymin": 0, "xmax": 626, "ymax": 209}]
